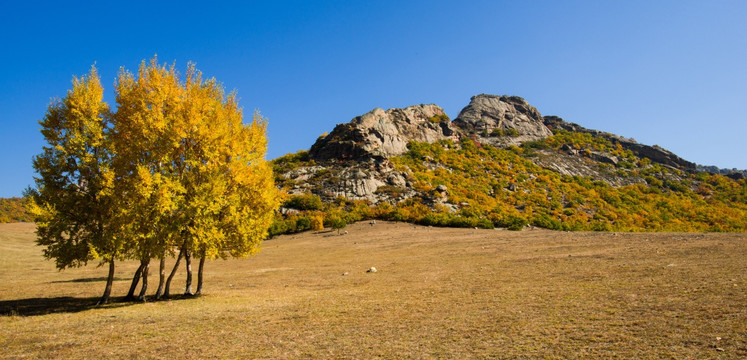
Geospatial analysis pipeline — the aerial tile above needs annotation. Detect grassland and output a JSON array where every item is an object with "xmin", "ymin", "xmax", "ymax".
[{"xmin": 1, "ymin": 222, "xmax": 745, "ymax": 359}]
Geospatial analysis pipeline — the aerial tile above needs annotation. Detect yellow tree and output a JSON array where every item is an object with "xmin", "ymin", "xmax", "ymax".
[
  {"xmin": 173, "ymin": 67, "xmax": 280, "ymax": 296},
  {"xmin": 113, "ymin": 58, "xmax": 280, "ymax": 298},
  {"xmin": 111, "ymin": 58, "xmax": 185, "ymax": 301},
  {"xmin": 32, "ymin": 58, "xmax": 279, "ymax": 302},
  {"xmin": 196, "ymin": 110, "xmax": 279, "ymax": 295},
  {"xmin": 28, "ymin": 67, "xmax": 123, "ymax": 304}
]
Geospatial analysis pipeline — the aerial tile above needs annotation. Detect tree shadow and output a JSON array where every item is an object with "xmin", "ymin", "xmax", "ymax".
[
  {"xmin": 50, "ymin": 276, "xmax": 127, "ymax": 284},
  {"xmin": 0, "ymin": 294, "xmax": 202, "ymax": 317},
  {"xmin": 0, "ymin": 296, "xmax": 126, "ymax": 316}
]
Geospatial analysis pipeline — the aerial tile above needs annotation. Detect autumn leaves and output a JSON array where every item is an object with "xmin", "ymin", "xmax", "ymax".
[{"xmin": 28, "ymin": 58, "xmax": 279, "ymax": 304}]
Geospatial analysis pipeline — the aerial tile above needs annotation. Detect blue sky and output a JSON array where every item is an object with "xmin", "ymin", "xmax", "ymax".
[{"xmin": 1, "ymin": 0, "xmax": 746, "ymax": 197}]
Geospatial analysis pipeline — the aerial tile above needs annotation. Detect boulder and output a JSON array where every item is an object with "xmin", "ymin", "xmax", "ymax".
[
  {"xmin": 453, "ymin": 94, "xmax": 553, "ymax": 146},
  {"xmin": 309, "ymin": 104, "xmax": 459, "ymax": 161}
]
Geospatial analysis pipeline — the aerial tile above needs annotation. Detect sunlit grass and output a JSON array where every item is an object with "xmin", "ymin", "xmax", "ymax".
[{"xmin": 1, "ymin": 222, "xmax": 745, "ymax": 358}]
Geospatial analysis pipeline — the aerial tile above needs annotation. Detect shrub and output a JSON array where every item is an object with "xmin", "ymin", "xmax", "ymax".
[
  {"xmin": 522, "ymin": 140, "xmax": 548, "ymax": 150},
  {"xmin": 375, "ymin": 185, "xmax": 405, "ymax": 197},
  {"xmin": 326, "ymin": 214, "xmax": 347, "ymax": 234},
  {"xmin": 284, "ymin": 193, "xmax": 324, "ymax": 211},
  {"xmin": 295, "ymin": 216, "xmax": 311, "ymax": 232},
  {"xmin": 531, "ymin": 213, "xmax": 562, "ymax": 230},
  {"xmin": 475, "ymin": 218, "xmax": 494, "ymax": 229},
  {"xmin": 492, "ymin": 214, "xmax": 528, "ymax": 231},
  {"xmin": 427, "ymin": 114, "xmax": 450, "ymax": 123},
  {"xmin": 490, "ymin": 128, "xmax": 520, "ymax": 137},
  {"xmin": 268, "ymin": 217, "xmax": 295, "ymax": 237},
  {"xmin": 310, "ymin": 215, "xmax": 324, "ymax": 231}
]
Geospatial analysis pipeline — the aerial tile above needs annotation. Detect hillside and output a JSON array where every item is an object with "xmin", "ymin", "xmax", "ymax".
[
  {"xmin": 0, "ymin": 198, "xmax": 32, "ymax": 223},
  {"xmin": 272, "ymin": 94, "xmax": 747, "ymax": 233}
]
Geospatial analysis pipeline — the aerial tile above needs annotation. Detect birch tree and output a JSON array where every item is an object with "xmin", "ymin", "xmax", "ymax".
[
  {"xmin": 31, "ymin": 58, "xmax": 279, "ymax": 302},
  {"xmin": 28, "ymin": 67, "xmax": 122, "ymax": 304},
  {"xmin": 112, "ymin": 58, "xmax": 185, "ymax": 300}
]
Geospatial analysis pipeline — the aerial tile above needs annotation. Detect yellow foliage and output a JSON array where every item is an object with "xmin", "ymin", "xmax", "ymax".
[{"xmin": 310, "ymin": 215, "xmax": 324, "ymax": 231}]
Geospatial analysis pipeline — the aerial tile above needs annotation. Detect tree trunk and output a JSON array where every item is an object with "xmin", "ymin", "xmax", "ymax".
[
  {"xmin": 164, "ymin": 245, "xmax": 184, "ymax": 298},
  {"xmin": 195, "ymin": 249, "xmax": 206, "ymax": 296},
  {"xmin": 184, "ymin": 248, "xmax": 193, "ymax": 296},
  {"xmin": 97, "ymin": 259, "xmax": 115, "ymax": 305},
  {"xmin": 125, "ymin": 263, "xmax": 145, "ymax": 300},
  {"xmin": 154, "ymin": 256, "xmax": 166, "ymax": 300},
  {"xmin": 137, "ymin": 259, "xmax": 150, "ymax": 301}
]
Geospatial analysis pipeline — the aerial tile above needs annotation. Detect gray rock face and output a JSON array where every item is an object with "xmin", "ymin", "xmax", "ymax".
[
  {"xmin": 696, "ymin": 165, "xmax": 747, "ymax": 179},
  {"xmin": 543, "ymin": 116, "xmax": 696, "ymax": 171},
  {"xmin": 532, "ymin": 150, "xmax": 647, "ymax": 187},
  {"xmin": 281, "ymin": 94, "xmax": 710, "ymax": 207},
  {"xmin": 452, "ymin": 94, "xmax": 553, "ymax": 146},
  {"xmin": 310, "ymin": 104, "xmax": 459, "ymax": 161},
  {"xmin": 280, "ymin": 161, "xmax": 415, "ymax": 203}
]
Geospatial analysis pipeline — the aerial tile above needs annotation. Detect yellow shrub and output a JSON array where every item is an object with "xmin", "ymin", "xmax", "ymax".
[{"xmin": 310, "ymin": 215, "xmax": 324, "ymax": 231}]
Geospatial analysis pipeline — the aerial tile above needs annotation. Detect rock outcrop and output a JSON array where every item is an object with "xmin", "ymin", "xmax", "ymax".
[
  {"xmin": 452, "ymin": 94, "xmax": 553, "ymax": 146},
  {"xmin": 309, "ymin": 104, "xmax": 459, "ymax": 162},
  {"xmin": 696, "ymin": 165, "xmax": 746, "ymax": 180},
  {"xmin": 531, "ymin": 150, "xmax": 647, "ymax": 187},
  {"xmin": 309, "ymin": 94, "xmax": 557, "ymax": 163},
  {"xmin": 280, "ymin": 157, "xmax": 415, "ymax": 203},
  {"xmin": 279, "ymin": 94, "xmax": 735, "ymax": 206},
  {"xmin": 543, "ymin": 115, "xmax": 696, "ymax": 171}
]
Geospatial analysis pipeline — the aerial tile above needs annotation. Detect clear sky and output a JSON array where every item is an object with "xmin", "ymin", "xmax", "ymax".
[{"xmin": 1, "ymin": 0, "xmax": 746, "ymax": 197}]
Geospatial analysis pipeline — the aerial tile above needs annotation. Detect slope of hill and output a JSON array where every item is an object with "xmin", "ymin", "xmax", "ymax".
[
  {"xmin": 272, "ymin": 94, "xmax": 747, "ymax": 234},
  {"xmin": 0, "ymin": 198, "xmax": 32, "ymax": 223}
]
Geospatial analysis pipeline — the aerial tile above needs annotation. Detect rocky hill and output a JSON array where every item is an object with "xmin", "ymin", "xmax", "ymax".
[
  {"xmin": 282, "ymin": 94, "xmax": 559, "ymax": 203},
  {"xmin": 271, "ymin": 94, "xmax": 747, "ymax": 234},
  {"xmin": 279, "ymin": 94, "xmax": 704, "ymax": 202}
]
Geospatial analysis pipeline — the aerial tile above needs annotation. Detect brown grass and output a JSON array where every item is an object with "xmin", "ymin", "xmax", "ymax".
[{"xmin": 1, "ymin": 221, "xmax": 745, "ymax": 359}]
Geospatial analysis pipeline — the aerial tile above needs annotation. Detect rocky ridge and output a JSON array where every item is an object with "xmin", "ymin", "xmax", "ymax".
[
  {"xmin": 695, "ymin": 165, "xmax": 746, "ymax": 180},
  {"xmin": 278, "ymin": 94, "xmax": 735, "ymax": 205},
  {"xmin": 542, "ymin": 116, "xmax": 696, "ymax": 171}
]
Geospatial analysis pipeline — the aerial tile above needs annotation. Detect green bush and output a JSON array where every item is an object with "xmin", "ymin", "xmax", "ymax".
[
  {"xmin": 326, "ymin": 214, "xmax": 347, "ymax": 233},
  {"xmin": 490, "ymin": 128, "xmax": 520, "ymax": 137},
  {"xmin": 531, "ymin": 213, "xmax": 563, "ymax": 230},
  {"xmin": 284, "ymin": 193, "xmax": 324, "ymax": 211},
  {"xmin": 493, "ymin": 214, "xmax": 528, "ymax": 231},
  {"xmin": 295, "ymin": 216, "xmax": 311, "ymax": 231},
  {"xmin": 427, "ymin": 114, "xmax": 450, "ymax": 123},
  {"xmin": 475, "ymin": 218, "xmax": 495, "ymax": 229}
]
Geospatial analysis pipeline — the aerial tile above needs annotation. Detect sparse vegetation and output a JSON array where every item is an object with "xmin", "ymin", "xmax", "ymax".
[
  {"xmin": 427, "ymin": 114, "xmax": 450, "ymax": 123},
  {"xmin": 488, "ymin": 127, "xmax": 520, "ymax": 137},
  {"xmin": 270, "ymin": 133, "xmax": 747, "ymax": 235}
]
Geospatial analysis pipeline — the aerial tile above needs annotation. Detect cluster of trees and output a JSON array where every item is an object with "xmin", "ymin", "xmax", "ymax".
[{"xmin": 27, "ymin": 58, "xmax": 279, "ymax": 304}]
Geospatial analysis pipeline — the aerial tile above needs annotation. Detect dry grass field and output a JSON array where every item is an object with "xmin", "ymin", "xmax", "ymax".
[{"xmin": 1, "ymin": 221, "xmax": 745, "ymax": 359}]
